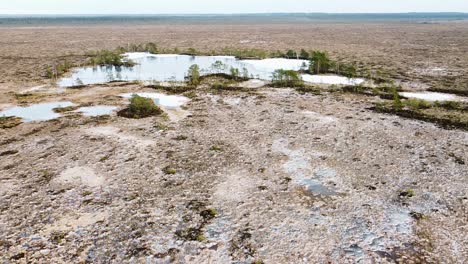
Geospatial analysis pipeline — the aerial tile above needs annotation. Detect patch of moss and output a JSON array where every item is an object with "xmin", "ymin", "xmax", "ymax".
[
  {"xmin": 173, "ymin": 135, "xmax": 188, "ymax": 141},
  {"xmin": 399, "ymin": 189, "xmax": 415, "ymax": 198},
  {"xmin": 163, "ymin": 166, "xmax": 177, "ymax": 175},
  {"xmin": 175, "ymin": 227, "xmax": 204, "ymax": 241},
  {"xmin": 210, "ymin": 145, "xmax": 223, "ymax": 152},
  {"xmin": 200, "ymin": 208, "xmax": 218, "ymax": 221},
  {"xmin": 52, "ymin": 105, "xmax": 78, "ymax": 113}
]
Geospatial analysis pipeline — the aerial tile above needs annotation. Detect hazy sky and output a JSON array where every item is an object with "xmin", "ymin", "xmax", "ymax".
[{"xmin": 1, "ymin": 0, "xmax": 468, "ymax": 14}]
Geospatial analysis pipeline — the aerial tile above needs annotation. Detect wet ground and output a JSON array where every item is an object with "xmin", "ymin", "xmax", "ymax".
[{"xmin": 0, "ymin": 81, "xmax": 466, "ymax": 263}]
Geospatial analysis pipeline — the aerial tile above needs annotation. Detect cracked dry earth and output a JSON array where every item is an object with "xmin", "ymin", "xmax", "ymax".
[{"xmin": 0, "ymin": 86, "xmax": 467, "ymax": 263}]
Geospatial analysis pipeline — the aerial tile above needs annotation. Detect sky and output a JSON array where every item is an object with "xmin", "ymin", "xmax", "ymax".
[{"xmin": 1, "ymin": 0, "xmax": 468, "ymax": 15}]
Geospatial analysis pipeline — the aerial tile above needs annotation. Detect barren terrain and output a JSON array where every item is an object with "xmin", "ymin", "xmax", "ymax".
[{"xmin": 0, "ymin": 20, "xmax": 467, "ymax": 263}]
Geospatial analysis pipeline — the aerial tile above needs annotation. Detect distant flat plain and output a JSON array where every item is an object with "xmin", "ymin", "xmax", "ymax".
[{"xmin": 0, "ymin": 14, "xmax": 467, "ymax": 93}]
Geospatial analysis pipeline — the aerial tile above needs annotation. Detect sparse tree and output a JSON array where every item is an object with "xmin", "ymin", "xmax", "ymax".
[
  {"xmin": 242, "ymin": 67, "xmax": 249, "ymax": 79},
  {"xmin": 300, "ymin": 49, "xmax": 310, "ymax": 59},
  {"xmin": 188, "ymin": 64, "xmax": 200, "ymax": 85},
  {"xmin": 286, "ymin": 49, "xmax": 297, "ymax": 59},
  {"xmin": 230, "ymin": 67, "xmax": 240, "ymax": 80},
  {"xmin": 309, "ymin": 50, "xmax": 331, "ymax": 74}
]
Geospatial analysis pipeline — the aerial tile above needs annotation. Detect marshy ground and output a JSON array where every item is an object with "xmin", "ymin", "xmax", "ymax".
[{"xmin": 0, "ymin": 19, "xmax": 467, "ymax": 263}]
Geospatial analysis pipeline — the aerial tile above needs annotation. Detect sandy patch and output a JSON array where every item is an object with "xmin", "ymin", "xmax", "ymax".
[{"xmin": 51, "ymin": 166, "xmax": 104, "ymax": 188}]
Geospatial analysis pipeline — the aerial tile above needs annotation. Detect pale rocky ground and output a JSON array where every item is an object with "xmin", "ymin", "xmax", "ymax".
[{"xmin": 0, "ymin": 82, "xmax": 467, "ymax": 263}]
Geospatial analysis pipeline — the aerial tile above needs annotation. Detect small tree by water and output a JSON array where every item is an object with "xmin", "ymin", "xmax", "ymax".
[
  {"xmin": 309, "ymin": 51, "xmax": 331, "ymax": 74},
  {"xmin": 188, "ymin": 64, "xmax": 200, "ymax": 85},
  {"xmin": 271, "ymin": 69, "xmax": 304, "ymax": 87}
]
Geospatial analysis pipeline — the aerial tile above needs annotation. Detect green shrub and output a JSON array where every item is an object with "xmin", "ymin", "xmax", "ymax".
[
  {"xmin": 118, "ymin": 94, "xmax": 163, "ymax": 118},
  {"xmin": 300, "ymin": 49, "xmax": 310, "ymax": 59},
  {"xmin": 309, "ymin": 50, "xmax": 331, "ymax": 74},
  {"xmin": 340, "ymin": 64, "xmax": 357, "ymax": 78},
  {"xmin": 163, "ymin": 166, "xmax": 177, "ymax": 175},
  {"xmin": 404, "ymin": 99, "xmax": 432, "ymax": 110},
  {"xmin": 230, "ymin": 67, "xmax": 240, "ymax": 80},
  {"xmin": 392, "ymin": 88, "xmax": 403, "ymax": 111},
  {"xmin": 88, "ymin": 49, "xmax": 135, "ymax": 67},
  {"xmin": 271, "ymin": 69, "xmax": 304, "ymax": 87},
  {"xmin": 211, "ymin": 82, "xmax": 228, "ymax": 90},
  {"xmin": 296, "ymin": 86, "xmax": 321, "ymax": 95},
  {"xmin": 286, "ymin": 49, "xmax": 297, "ymax": 58},
  {"xmin": 187, "ymin": 64, "xmax": 201, "ymax": 85},
  {"xmin": 45, "ymin": 60, "xmax": 74, "ymax": 79},
  {"xmin": 435, "ymin": 100, "xmax": 461, "ymax": 110}
]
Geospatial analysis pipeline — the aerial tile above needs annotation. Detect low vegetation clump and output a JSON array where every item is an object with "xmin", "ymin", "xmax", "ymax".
[
  {"xmin": 187, "ymin": 64, "xmax": 201, "ymax": 86},
  {"xmin": 118, "ymin": 94, "xmax": 163, "ymax": 119},
  {"xmin": 175, "ymin": 227, "xmax": 205, "ymax": 242},
  {"xmin": 374, "ymin": 92, "xmax": 468, "ymax": 130},
  {"xmin": 13, "ymin": 92, "xmax": 45, "ymax": 104},
  {"xmin": 87, "ymin": 49, "xmax": 135, "ymax": 67},
  {"xmin": 52, "ymin": 106, "xmax": 78, "ymax": 113},
  {"xmin": 45, "ymin": 60, "xmax": 74, "ymax": 79},
  {"xmin": 200, "ymin": 208, "xmax": 218, "ymax": 221},
  {"xmin": 0, "ymin": 116, "xmax": 22, "ymax": 129},
  {"xmin": 220, "ymin": 48, "xmax": 268, "ymax": 59},
  {"xmin": 210, "ymin": 145, "xmax": 223, "ymax": 151},
  {"xmin": 122, "ymin": 42, "xmax": 159, "ymax": 54},
  {"xmin": 163, "ymin": 166, "xmax": 177, "ymax": 175},
  {"xmin": 296, "ymin": 85, "xmax": 321, "ymax": 95},
  {"xmin": 271, "ymin": 69, "xmax": 304, "ymax": 87}
]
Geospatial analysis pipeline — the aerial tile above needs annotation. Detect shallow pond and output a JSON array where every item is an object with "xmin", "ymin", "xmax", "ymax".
[
  {"xmin": 0, "ymin": 102, "xmax": 74, "ymax": 122},
  {"xmin": 301, "ymin": 74, "xmax": 365, "ymax": 85},
  {"xmin": 399, "ymin": 91, "xmax": 462, "ymax": 102},
  {"xmin": 74, "ymin": 106, "xmax": 118, "ymax": 117},
  {"xmin": 120, "ymin": 92, "xmax": 190, "ymax": 109},
  {"xmin": 59, "ymin": 53, "xmax": 310, "ymax": 87}
]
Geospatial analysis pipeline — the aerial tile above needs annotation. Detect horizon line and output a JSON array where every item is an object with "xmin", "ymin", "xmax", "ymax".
[{"xmin": 1, "ymin": 12, "xmax": 467, "ymax": 16}]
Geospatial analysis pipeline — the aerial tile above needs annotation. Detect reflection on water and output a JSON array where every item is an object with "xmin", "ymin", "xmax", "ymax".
[{"xmin": 59, "ymin": 53, "xmax": 309, "ymax": 87}]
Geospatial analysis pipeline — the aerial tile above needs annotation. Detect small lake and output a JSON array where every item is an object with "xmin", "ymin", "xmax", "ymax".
[
  {"xmin": 301, "ymin": 74, "xmax": 365, "ymax": 85},
  {"xmin": 59, "ymin": 53, "xmax": 363, "ymax": 87},
  {"xmin": 0, "ymin": 102, "xmax": 74, "ymax": 122},
  {"xmin": 59, "ymin": 53, "xmax": 309, "ymax": 87}
]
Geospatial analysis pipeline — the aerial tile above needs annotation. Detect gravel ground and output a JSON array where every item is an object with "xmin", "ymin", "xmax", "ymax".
[{"xmin": 0, "ymin": 82, "xmax": 467, "ymax": 263}]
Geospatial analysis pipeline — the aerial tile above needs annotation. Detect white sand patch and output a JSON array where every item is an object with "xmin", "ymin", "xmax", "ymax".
[
  {"xmin": 302, "ymin": 111, "xmax": 337, "ymax": 124},
  {"xmin": 86, "ymin": 126, "xmax": 154, "ymax": 147},
  {"xmin": 214, "ymin": 170, "xmax": 256, "ymax": 203},
  {"xmin": 42, "ymin": 211, "xmax": 108, "ymax": 234},
  {"xmin": 52, "ymin": 166, "xmax": 104, "ymax": 187}
]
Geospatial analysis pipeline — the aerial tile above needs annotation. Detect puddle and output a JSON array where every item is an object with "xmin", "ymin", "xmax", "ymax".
[
  {"xmin": 301, "ymin": 74, "xmax": 365, "ymax": 85},
  {"xmin": 120, "ymin": 92, "xmax": 190, "ymax": 109},
  {"xmin": 399, "ymin": 92, "xmax": 462, "ymax": 102},
  {"xmin": 74, "ymin": 106, "xmax": 118, "ymax": 117},
  {"xmin": 59, "ymin": 53, "xmax": 310, "ymax": 87},
  {"xmin": 272, "ymin": 139, "xmax": 338, "ymax": 197},
  {"xmin": 0, "ymin": 102, "xmax": 74, "ymax": 122}
]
